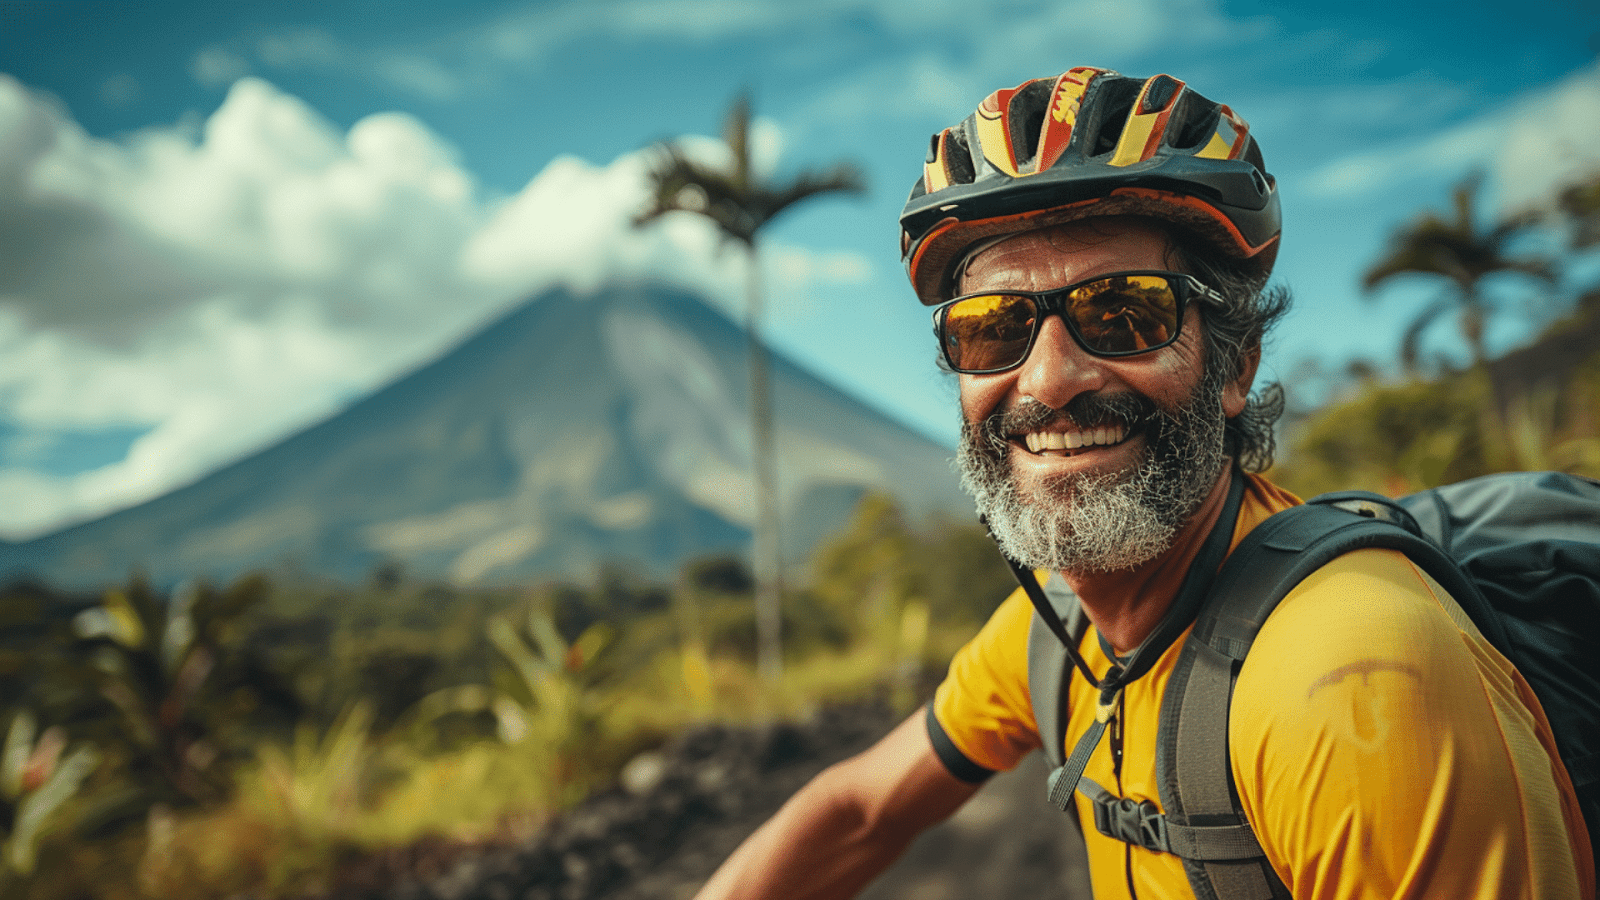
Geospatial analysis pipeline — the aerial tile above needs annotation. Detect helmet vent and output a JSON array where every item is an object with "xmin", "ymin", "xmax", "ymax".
[
  {"xmin": 943, "ymin": 129, "xmax": 976, "ymax": 186},
  {"xmin": 1007, "ymin": 78, "xmax": 1056, "ymax": 172},
  {"xmin": 1170, "ymin": 95, "xmax": 1218, "ymax": 150},
  {"xmin": 1086, "ymin": 78, "xmax": 1142, "ymax": 157},
  {"xmin": 1139, "ymin": 75, "xmax": 1181, "ymax": 114}
]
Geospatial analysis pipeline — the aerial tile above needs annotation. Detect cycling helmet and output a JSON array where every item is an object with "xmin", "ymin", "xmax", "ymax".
[{"xmin": 900, "ymin": 66, "xmax": 1280, "ymax": 304}]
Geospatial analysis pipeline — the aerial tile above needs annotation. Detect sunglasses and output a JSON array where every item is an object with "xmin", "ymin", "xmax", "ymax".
[{"xmin": 931, "ymin": 270, "xmax": 1224, "ymax": 374}]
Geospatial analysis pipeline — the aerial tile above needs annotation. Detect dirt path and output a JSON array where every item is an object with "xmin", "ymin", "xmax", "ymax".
[{"xmin": 335, "ymin": 700, "xmax": 1092, "ymax": 900}]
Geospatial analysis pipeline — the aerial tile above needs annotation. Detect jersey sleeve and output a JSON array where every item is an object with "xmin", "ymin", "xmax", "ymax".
[
  {"xmin": 929, "ymin": 589, "xmax": 1042, "ymax": 777},
  {"xmin": 1231, "ymin": 547, "xmax": 1592, "ymax": 900}
]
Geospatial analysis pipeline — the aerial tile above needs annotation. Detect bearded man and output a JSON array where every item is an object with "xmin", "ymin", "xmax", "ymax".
[{"xmin": 692, "ymin": 67, "xmax": 1593, "ymax": 900}]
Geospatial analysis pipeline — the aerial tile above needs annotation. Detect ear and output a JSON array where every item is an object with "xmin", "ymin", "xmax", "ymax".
[{"xmin": 1221, "ymin": 346, "xmax": 1261, "ymax": 419}]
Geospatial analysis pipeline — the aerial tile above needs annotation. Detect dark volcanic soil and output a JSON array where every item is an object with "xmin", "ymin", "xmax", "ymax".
[{"xmin": 325, "ymin": 700, "xmax": 1091, "ymax": 900}]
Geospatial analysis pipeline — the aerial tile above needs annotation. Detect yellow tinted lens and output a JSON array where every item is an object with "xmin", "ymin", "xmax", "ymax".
[
  {"xmin": 1067, "ymin": 274, "xmax": 1180, "ymax": 354},
  {"xmin": 943, "ymin": 293, "xmax": 1037, "ymax": 371}
]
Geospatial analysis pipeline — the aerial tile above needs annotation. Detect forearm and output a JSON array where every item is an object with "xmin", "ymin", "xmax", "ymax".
[
  {"xmin": 692, "ymin": 710, "xmax": 980, "ymax": 900},
  {"xmin": 692, "ymin": 763, "xmax": 919, "ymax": 900}
]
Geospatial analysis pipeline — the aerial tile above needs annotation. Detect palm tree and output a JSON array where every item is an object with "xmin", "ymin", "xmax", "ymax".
[
  {"xmin": 1363, "ymin": 174, "xmax": 1555, "ymax": 373},
  {"xmin": 636, "ymin": 94, "xmax": 864, "ymax": 682},
  {"xmin": 1556, "ymin": 173, "xmax": 1600, "ymax": 251}
]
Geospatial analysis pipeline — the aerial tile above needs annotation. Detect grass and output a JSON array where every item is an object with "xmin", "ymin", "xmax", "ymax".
[{"xmin": 73, "ymin": 593, "xmax": 966, "ymax": 900}]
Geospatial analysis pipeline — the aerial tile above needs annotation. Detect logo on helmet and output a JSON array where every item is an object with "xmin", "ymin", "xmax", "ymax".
[
  {"xmin": 1049, "ymin": 68, "xmax": 1100, "ymax": 125},
  {"xmin": 1042, "ymin": 67, "xmax": 1107, "ymax": 172}
]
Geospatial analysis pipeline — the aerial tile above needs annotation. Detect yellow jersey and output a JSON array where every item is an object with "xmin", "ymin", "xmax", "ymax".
[{"xmin": 931, "ymin": 473, "xmax": 1594, "ymax": 899}]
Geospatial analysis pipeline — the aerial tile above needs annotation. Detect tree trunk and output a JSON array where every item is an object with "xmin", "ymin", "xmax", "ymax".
[{"xmin": 744, "ymin": 244, "xmax": 783, "ymax": 683}]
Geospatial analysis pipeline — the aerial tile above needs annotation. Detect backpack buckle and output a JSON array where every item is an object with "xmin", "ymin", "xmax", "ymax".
[{"xmin": 1091, "ymin": 793, "xmax": 1171, "ymax": 854}]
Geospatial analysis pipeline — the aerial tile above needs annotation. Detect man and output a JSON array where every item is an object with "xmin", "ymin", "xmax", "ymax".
[{"xmin": 693, "ymin": 67, "xmax": 1594, "ymax": 899}]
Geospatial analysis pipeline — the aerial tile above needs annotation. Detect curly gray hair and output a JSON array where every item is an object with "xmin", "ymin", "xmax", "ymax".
[{"xmin": 1166, "ymin": 232, "xmax": 1291, "ymax": 473}]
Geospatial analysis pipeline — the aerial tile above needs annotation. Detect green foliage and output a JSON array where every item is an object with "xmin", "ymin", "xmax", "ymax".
[
  {"xmin": 58, "ymin": 575, "xmax": 301, "ymax": 815},
  {"xmin": 256, "ymin": 579, "xmax": 514, "ymax": 737},
  {"xmin": 1276, "ymin": 373, "xmax": 1495, "ymax": 497},
  {"xmin": 0, "ymin": 490, "xmax": 1017, "ymax": 899},
  {"xmin": 1, "ymin": 711, "xmax": 99, "ymax": 879},
  {"xmin": 810, "ymin": 493, "xmax": 918, "ymax": 632},
  {"xmin": 485, "ymin": 602, "xmax": 618, "ymax": 807},
  {"xmin": 811, "ymin": 491, "xmax": 1013, "ymax": 636},
  {"xmin": 1276, "ymin": 314, "xmax": 1600, "ymax": 497}
]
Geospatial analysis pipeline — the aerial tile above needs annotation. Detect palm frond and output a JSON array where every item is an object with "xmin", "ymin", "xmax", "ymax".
[
  {"xmin": 635, "ymin": 95, "xmax": 864, "ymax": 246},
  {"xmin": 1362, "ymin": 174, "xmax": 1556, "ymax": 368}
]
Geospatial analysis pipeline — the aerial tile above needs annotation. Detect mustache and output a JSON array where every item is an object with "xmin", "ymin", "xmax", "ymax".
[{"xmin": 980, "ymin": 392, "xmax": 1155, "ymax": 452}]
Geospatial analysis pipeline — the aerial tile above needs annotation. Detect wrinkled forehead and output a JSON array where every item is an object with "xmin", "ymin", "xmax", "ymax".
[{"xmin": 956, "ymin": 218, "xmax": 1178, "ymax": 295}]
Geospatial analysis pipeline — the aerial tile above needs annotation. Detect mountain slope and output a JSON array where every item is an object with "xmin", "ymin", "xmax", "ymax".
[{"xmin": 2, "ymin": 283, "xmax": 971, "ymax": 590}]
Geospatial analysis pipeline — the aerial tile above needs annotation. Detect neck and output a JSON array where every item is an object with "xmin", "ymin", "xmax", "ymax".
[{"xmin": 1060, "ymin": 467, "xmax": 1237, "ymax": 656}]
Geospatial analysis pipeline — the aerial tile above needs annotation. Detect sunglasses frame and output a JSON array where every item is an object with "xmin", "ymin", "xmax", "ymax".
[{"xmin": 931, "ymin": 269, "xmax": 1227, "ymax": 375}]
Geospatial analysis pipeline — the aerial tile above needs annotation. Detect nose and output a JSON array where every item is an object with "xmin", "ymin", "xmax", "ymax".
[{"xmin": 1014, "ymin": 314, "xmax": 1107, "ymax": 409}]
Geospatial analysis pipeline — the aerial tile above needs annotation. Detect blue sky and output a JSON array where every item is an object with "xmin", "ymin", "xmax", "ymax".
[{"xmin": 0, "ymin": 0, "xmax": 1597, "ymax": 539}]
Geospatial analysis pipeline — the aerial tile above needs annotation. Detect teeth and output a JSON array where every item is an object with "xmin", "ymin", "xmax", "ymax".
[{"xmin": 1021, "ymin": 423, "xmax": 1127, "ymax": 454}]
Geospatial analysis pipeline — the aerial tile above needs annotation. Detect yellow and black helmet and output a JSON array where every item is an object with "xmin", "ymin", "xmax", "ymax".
[{"xmin": 900, "ymin": 67, "xmax": 1281, "ymax": 304}]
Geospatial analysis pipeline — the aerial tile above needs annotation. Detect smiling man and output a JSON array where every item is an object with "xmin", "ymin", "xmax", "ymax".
[{"xmin": 692, "ymin": 67, "xmax": 1593, "ymax": 900}]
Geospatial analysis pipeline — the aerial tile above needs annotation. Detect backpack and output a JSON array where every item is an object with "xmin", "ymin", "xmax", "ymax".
[{"xmin": 1016, "ymin": 470, "xmax": 1600, "ymax": 900}]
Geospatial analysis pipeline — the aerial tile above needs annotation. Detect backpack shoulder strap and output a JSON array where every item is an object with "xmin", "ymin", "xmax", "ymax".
[
  {"xmin": 1028, "ymin": 574, "xmax": 1089, "ymax": 770},
  {"xmin": 1156, "ymin": 497, "xmax": 1475, "ymax": 900}
]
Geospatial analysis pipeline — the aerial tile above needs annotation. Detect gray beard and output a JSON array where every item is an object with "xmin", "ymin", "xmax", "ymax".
[{"xmin": 956, "ymin": 370, "xmax": 1229, "ymax": 574}]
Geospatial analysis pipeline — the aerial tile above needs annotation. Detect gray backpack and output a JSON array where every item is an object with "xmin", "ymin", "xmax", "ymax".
[{"xmin": 1012, "ymin": 471, "xmax": 1600, "ymax": 899}]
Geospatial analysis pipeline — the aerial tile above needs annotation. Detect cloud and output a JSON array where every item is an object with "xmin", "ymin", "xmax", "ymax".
[
  {"xmin": 782, "ymin": 0, "xmax": 1269, "ymax": 141},
  {"xmin": 1496, "ymin": 62, "xmax": 1600, "ymax": 214},
  {"xmin": 972, "ymin": 0, "xmax": 1249, "ymax": 70},
  {"xmin": 458, "ymin": 0, "xmax": 1256, "ymax": 99},
  {"xmin": 1300, "ymin": 62, "xmax": 1600, "ymax": 215},
  {"xmin": 216, "ymin": 27, "xmax": 469, "ymax": 102},
  {"xmin": 192, "ymin": 0, "xmax": 1262, "ymax": 124},
  {"xmin": 370, "ymin": 54, "xmax": 462, "ymax": 102},
  {"xmin": 770, "ymin": 245, "xmax": 872, "ymax": 288},
  {"xmin": 477, "ymin": 0, "xmax": 812, "ymax": 63},
  {"xmin": 0, "ymin": 75, "xmax": 748, "ymax": 538},
  {"xmin": 257, "ymin": 28, "xmax": 344, "ymax": 69},
  {"xmin": 0, "ymin": 75, "xmax": 480, "ymax": 342},
  {"xmin": 192, "ymin": 46, "xmax": 252, "ymax": 89}
]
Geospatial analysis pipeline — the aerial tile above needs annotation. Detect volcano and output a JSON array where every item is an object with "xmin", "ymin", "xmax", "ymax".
[{"xmin": 0, "ymin": 283, "xmax": 971, "ymax": 590}]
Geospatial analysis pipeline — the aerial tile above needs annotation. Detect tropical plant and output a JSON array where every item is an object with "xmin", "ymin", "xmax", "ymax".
[
  {"xmin": 58, "ymin": 574, "xmax": 302, "ymax": 829},
  {"xmin": 636, "ymin": 93, "xmax": 864, "ymax": 682},
  {"xmin": 485, "ymin": 603, "xmax": 616, "ymax": 807},
  {"xmin": 1363, "ymin": 174, "xmax": 1556, "ymax": 372},
  {"xmin": 1, "ymin": 710, "xmax": 99, "ymax": 879}
]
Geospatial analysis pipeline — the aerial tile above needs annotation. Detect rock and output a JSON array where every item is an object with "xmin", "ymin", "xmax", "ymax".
[{"xmin": 620, "ymin": 752, "xmax": 668, "ymax": 796}]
